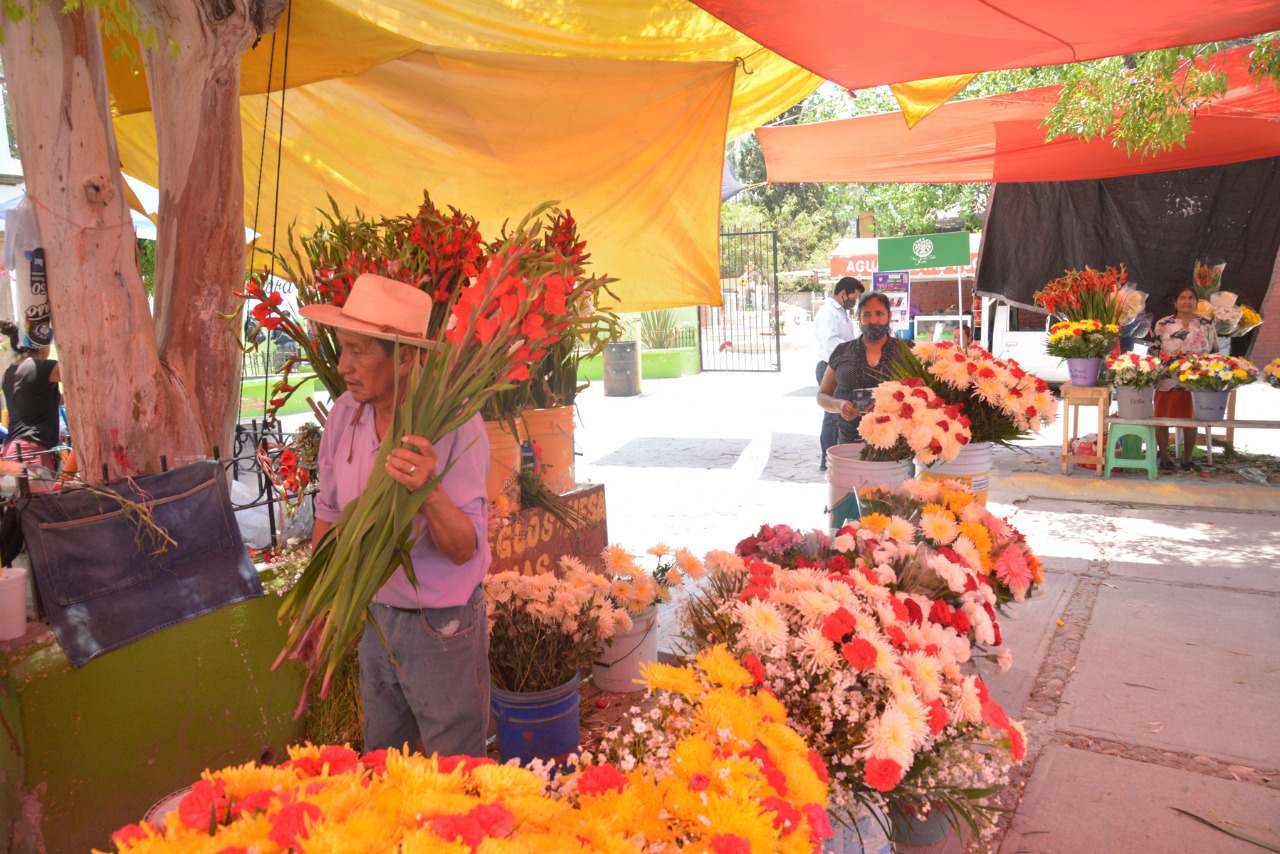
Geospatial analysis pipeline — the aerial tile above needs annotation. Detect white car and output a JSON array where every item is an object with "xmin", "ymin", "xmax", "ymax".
[{"xmin": 980, "ymin": 297, "xmax": 1069, "ymax": 386}]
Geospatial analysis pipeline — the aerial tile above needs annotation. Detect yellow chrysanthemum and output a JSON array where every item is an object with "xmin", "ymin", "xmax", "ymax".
[
  {"xmin": 884, "ymin": 515, "xmax": 916, "ymax": 542},
  {"xmin": 940, "ymin": 488, "xmax": 975, "ymax": 513},
  {"xmin": 470, "ymin": 763, "xmax": 546, "ymax": 800},
  {"xmin": 695, "ymin": 645, "xmax": 755, "ymax": 690},
  {"xmin": 641, "ymin": 660, "xmax": 705, "ymax": 698},
  {"xmin": 958, "ymin": 521, "xmax": 993, "ymax": 568},
  {"xmin": 859, "ymin": 512, "xmax": 891, "ymax": 532}
]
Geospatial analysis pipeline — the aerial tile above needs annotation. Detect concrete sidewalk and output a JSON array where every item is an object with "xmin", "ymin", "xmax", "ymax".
[{"xmin": 573, "ymin": 347, "xmax": 1280, "ymax": 854}]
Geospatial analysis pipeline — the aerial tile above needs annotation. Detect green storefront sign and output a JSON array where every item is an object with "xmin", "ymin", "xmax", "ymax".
[{"xmin": 878, "ymin": 232, "xmax": 971, "ymax": 271}]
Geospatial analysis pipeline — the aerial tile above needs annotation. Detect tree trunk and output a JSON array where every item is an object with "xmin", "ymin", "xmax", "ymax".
[
  {"xmin": 0, "ymin": 5, "xmax": 201, "ymax": 481},
  {"xmin": 1, "ymin": 0, "xmax": 285, "ymax": 481}
]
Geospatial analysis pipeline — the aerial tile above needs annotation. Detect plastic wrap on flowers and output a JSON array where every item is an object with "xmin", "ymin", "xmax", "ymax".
[{"xmin": 687, "ymin": 530, "xmax": 1027, "ymax": 840}]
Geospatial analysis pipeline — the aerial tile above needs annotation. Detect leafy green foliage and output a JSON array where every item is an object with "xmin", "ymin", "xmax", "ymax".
[
  {"xmin": 1245, "ymin": 33, "xmax": 1280, "ymax": 86},
  {"xmin": 1042, "ymin": 46, "xmax": 1229, "ymax": 156}
]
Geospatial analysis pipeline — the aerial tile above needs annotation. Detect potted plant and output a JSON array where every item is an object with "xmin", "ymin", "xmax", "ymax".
[
  {"xmin": 483, "ymin": 560, "xmax": 627, "ymax": 762},
  {"xmin": 591, "ymin": 543, "xmax": 706, "ymax": 692},
  {"xmin": 1164, "ymin": 353, "xmax": 1258, "ymax": 421},
  {"xmin": 1046, "ymin": 319, "xmax": 1121, "ymax": 386},
  {"xmin": 1106, "ymin": 353, "xmax": 1168, "ymax": 420},
  {"xmin": 888, "ymin": 342, "xmax": 1058, "ymax": 505}
]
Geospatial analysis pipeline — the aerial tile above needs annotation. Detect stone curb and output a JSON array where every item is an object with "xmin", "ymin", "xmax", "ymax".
[{"xmin": 990, "ymin": 471, "xmax": 1280, "ymax": 512}]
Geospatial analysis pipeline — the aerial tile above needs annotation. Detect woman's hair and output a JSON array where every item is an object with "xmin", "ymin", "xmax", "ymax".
[
  {"xmin": 856, "ymin": 292, "xmax": 893, "ymax": 317},
  {"xmin": 1170, "ymin": 286, "xmax": 1198, "ymax": 311},
  {"xmin": 0, "ymin": 320, "xmax": 34, "ymax": 357}
]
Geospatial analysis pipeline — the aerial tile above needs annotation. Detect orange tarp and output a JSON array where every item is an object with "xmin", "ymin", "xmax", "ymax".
[
  {"xmin": 690, "ymin": 0, "xmax": 1280, "ymax": 90},
  {"xmin": 756, "ymin": 47, "xmax": 1280, "ymax": 184}
]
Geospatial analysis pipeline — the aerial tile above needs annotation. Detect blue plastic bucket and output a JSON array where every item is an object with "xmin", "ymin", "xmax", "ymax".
[{"xmin": 490, "ymin": 672, "xmax": 581, "ymax": 763}]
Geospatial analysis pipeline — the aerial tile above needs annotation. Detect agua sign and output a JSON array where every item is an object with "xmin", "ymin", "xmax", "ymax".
[{"xmin": 829, "ymin": 233, "xmax": 979, "ymax": 279}]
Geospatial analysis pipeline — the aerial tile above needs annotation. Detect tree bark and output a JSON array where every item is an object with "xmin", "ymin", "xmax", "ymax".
[
  {"xmin": 0, "ymin": 0, "xmax": 285, "ymax": 480},
  {"xmin": 0, "ymin": 5, "xmax": 201, "ymax": 481}
]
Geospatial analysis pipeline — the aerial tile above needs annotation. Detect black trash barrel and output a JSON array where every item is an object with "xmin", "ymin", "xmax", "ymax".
[{"xmin": 602, "ymin": 342, "xmax": 641, "ymax": 397}]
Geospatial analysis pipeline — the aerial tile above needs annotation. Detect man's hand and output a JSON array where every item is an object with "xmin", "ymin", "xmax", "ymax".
[{"xmin": 385, "ymin": 435, "xmax": 438, "ymax": 491}]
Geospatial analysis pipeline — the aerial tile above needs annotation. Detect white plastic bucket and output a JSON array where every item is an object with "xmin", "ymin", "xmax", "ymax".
[
  {"xmin": 825, "ymin": 444, "xmax": 912, "ymax": 532},
  {"xmin": 0, "ymin": 566, "xmax": 28, "ymax": 641},
  {"xmin": 916, "ymin": 442, "xmax": 994, "ymax": 505},
  {"xmin": 592, "ymin": 605, "xmax": 659, "ymax": 693}
]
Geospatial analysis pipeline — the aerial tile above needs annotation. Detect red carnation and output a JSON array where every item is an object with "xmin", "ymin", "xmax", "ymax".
[
  {"xmin": 807, "ymin": 750, "xmax": 830, "ymax": 784},
  {"xmin": 903, "ymin": 597, "xmax": 924, "ymax": 625},
  {"xmin": 178, "ymin": 779, "xmax": 229, "ymax": 831},
  {"xmin": 710, "ymin": 834, "xmax": 752, "ymax": 854},
  {"xmin": 927, "ymin": 699, "xmax": 949, "ymax": 734},
  {"xmin": 952, "ymin": 609, "xmax": 971, "ymax": 635},
  {"xmin": 928, "ymin": 599, "xmax": 953, "ymax": 627},
  {"xmin": 578, "ymin": 764, "xmax": 629, "ymax": 796},
  {"xmin": 803, "ymin": 802, "xmax": 834, "ymax": 846},
  {"xmin": 742, "ymin": 654, "xmax": 766, "ymax": 686},
  {"xmin": 688, "ymin": 773, "xmax": 711, "ymax": 791},
  {"xmin": 888, "ymin": 596, "xmax": 910, "ymax": 623},
  {"xmin": 761, "ymin": 796, "xmax": 801, "ymax": 835},
  {"xmin": 863, "ymin": 757, "xmax": 904, "ymax": 792},
  {"xmin": 268, "ymin": 801, "xmax": 322, "ymax": 850},
  {"xmin": 842, "ymin": 638, "xmax": 879, "ymax": 670}
]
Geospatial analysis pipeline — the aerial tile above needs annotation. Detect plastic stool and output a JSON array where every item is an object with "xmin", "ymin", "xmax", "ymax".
[{"xmin": 1104, "ymin": 424, "xmax": 1158, "ymax": 480}]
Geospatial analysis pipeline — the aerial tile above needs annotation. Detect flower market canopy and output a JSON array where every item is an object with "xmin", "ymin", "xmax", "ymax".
[
  {"xmin": 106, "ymin": 0, "xmax": 823, "ymax": 313},
  {"xmin": 689, "ymin": 0, "xmax": 1280, "ymax": 91},
  {"xmin": 755, "ymin": 47, "xmax": 1280, "ymax": 185}
]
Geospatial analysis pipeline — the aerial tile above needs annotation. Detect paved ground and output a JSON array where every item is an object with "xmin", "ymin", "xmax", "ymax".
[{"xmin": 569, "ymin": 332, "xmax": 1280, "ymax": 854}]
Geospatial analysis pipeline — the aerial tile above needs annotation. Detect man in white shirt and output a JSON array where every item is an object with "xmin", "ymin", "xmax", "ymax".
[{"xmin": 814, "ymin": 277, "xmax": 863, "ymax": 470}]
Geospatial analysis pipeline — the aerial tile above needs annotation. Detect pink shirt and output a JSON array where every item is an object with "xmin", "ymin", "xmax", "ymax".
[{"xmin": 314, "ymin": 392, "xmax": 491, "ymax": 608}]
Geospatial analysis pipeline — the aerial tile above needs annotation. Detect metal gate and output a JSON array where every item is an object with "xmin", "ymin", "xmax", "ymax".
[{"xmin": 700, "ymin": 230, "xmax": 781, "ymax": 371}]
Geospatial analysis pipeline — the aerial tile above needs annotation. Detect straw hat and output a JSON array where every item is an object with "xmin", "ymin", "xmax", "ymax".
[{"xmin": 299, "ymin": 274, "xmax": 435, "ymax": 348}]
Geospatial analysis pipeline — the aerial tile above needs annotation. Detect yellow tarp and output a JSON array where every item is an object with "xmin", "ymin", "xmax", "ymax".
[
  {"xmin": 890, "ymin": 74, "xmax": 978, "ymax": 129},
  {"xmin": 109, "ymin": 0, "xmax": 821, "ymax": 311},
  {"xmin": 115, "ymin": 47, "xmax": 736, "ymax": 312}
]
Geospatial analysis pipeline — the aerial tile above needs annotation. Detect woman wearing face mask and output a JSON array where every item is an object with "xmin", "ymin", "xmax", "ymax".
[{"xmin": 816, "ymin": 292, "xmax": 911, "ymax": 448}]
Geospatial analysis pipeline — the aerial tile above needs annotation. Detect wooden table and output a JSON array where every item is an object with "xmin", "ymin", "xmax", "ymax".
[{"xmin": 1060, "ymin": 384, "xmax": 1111, "ymax": 475}]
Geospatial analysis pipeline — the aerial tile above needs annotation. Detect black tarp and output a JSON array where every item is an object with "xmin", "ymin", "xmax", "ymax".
[{"xmin": 976, "ymin": 157, "xmax": 1280, "ymax": 352}]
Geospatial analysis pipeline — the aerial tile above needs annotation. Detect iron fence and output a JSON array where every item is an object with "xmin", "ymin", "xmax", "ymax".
[{"xmin": 700, "ymin": 230, "xmax": 780, "ymax": 371}]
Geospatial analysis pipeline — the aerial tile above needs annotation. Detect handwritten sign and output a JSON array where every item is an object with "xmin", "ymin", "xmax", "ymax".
[{"xmin": 487, "ymin": 484, "xmax": 608, "ymax": 576}]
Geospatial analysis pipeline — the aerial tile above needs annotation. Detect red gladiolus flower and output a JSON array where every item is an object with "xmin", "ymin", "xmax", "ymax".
[
  {"xmin": 863, "ymin": 757, "xmax": 904, "ymax": 792},
  {"xmin": 842, "ymin": 638, "xmax": 878, "ymax": 670},
  {"xmin": 578, "ymin": 764, "xmax": 629, "ymax": 796}
]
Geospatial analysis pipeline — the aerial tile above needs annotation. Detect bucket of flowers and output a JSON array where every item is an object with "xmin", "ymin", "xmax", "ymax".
[
  {"xmin": 484, "ymin": 559, "xmax": 629, "ymax": 763},
  {"xmin": 683, "ymin": 539, "xmax": 1027, "ymax": 845},
  {"xmin": 1033, "ymin": 265, "xmax": 1129, "ymax": 325},
  {"xmin": 1164, "ymin": 353, "xmax": 1258, "ymax": 422},
  {"xmin": 1106, "ymin": 353, "xmax": 1168, "ymax": 420},
  {"xmin": 591, "ymin": 543, "xmax": 705, "ymax": 693},
  {"xmin": 888, "ymin": 342, "xmax": 1057, "ymax": 504},
  {"xmin": 106, "ymin": 649, "xmax": 832, "ymax": 854},
  {"xmin": 1046, "ymin": 319, "xmax": 1121, "ymax": 387}
]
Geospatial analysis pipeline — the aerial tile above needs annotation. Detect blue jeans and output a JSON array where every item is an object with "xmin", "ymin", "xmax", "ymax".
[
  {"xmin": 817, "ymin": 360, "xmax": 839, "ymax": 467},
  {"xmin": 360, "ymin": 585, "xmax": 490, "ymax": 757}
]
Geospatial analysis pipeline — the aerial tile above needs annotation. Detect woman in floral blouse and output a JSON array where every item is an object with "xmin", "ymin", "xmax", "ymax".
[{"xmin": 1149, "ymin": 285, "xmax": 1217, "ymax": 472}]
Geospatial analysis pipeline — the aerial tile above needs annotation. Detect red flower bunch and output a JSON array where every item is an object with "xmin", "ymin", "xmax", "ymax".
[{"xmin": 1033, "ymin": 265, "xmax": 1128, "ymax": 324}]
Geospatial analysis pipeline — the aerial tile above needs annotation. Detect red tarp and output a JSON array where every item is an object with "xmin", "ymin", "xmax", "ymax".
[
  {"xmin": 690, "ymin": 0, "xmax": 1280, "ymax": 90},
  {"xmin": 755, "ymin": 47, "xmax": 1280, "ymax": 184}
]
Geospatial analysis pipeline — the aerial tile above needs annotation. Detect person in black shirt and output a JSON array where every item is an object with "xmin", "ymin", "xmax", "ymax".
[{"xmin": 0, "ymin": 320, "xmax": 61, "ymax": 490}]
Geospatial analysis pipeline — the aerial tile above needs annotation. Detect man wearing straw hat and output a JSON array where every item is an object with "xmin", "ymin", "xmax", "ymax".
[{"xmin": 303, "ymin": 274, "xmax": 491, "ymax": 757}]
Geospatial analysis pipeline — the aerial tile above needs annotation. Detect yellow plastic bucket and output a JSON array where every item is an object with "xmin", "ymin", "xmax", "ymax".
[
  {"xmin": 915, "ymin": 442, "xmax": 993, "ymax": 505},
  {"xmin": 483, "ymin": 420, "xmax": 522, "ymax": 516}
]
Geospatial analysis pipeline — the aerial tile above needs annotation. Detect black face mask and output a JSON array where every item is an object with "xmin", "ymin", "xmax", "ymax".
[{"xmin": 862, "ymin": 322, "xmax": 892, "ymax": 342}]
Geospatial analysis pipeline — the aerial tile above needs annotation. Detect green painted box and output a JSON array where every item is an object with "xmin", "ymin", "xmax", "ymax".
[{"xmin": 0, "ymin": 594, "xmax": 306, "ymax": 853}]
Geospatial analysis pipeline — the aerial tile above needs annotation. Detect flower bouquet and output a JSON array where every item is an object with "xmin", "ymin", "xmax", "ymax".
[
  {"xmin": 892, "ymin": 342, "xmax": 1057, "ymax": 447},
  {"xmin": 682, "ymin": 545, "xmax": 1026, "ymax": 836},
  {"xmin": 102, "ymin": 659, "xmax": 832, "ymax": 854},
  {"xmin": 1033, "ymin": 265, "xmax": 1128, "ymax": 324},
  {"xmin": 599, "ymin": 543, "xmax": 706, "ymax": 612},
  {"xmin": 1193, "ymin": 257, "xmax": 1226, "ymax": 300},
  {"xmin": 1264, "ymin": 357, "xmax": 1280, "ymax": 389},
  {"xmin": 1106, "ymin": 353, "xmax": 1168, "ymax": 388},
  {"xmin": 1197, "ymin": 291, "xmax": 1263, "ymax": 340},
  {"xmin": 1164, "ymin": 354, "xmax": 1258, "ymax": 392},
  {"xmin": 1045, "ymin": 319, "xmax": 1120, "ymax": 359},
  {"xmin": 576, "ymin": 646, "xmax": 833, "ymax": 853},
  {"xmin": 856, "ymin": 379, "xmax": 974, "ymax": 465},
  {"xmin": 485, "ymin": 559, "xmax": 629, "ymax": 693},
  {"xmin": 275, "ymin": 203, "xmax": 588, "ymax": 711}
]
